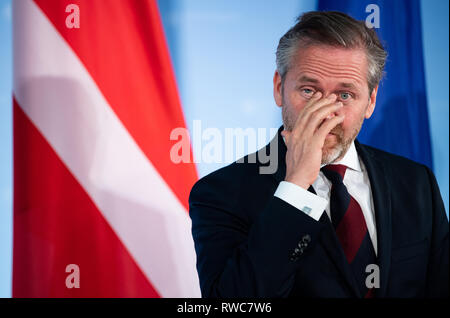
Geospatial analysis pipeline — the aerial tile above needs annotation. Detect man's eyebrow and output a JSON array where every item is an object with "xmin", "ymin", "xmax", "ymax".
[
  {"xmin": 337, "ymin": 82, "xmax": 358, "ymax": 90},
  {"xmin": 297, "ymin": 75, "xmax": 320, "ymax": 84}
]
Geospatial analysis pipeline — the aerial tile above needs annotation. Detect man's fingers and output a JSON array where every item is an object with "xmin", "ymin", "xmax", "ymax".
[
  {"xmin": 306, "ymin": 101, "xmax": 343, "ymax": 135},
  {"xmin": 316, "ymin": 115, "xmax": 345, "ymax": 141},
  {"xmin": 292, "ymin": 93, "xmax": 338, "ymax": 135},
  {"xmin": 308, "ymin": 93, "xmax": 336, "ymax": 110},
  {"xmin": 292, "ymin": 92, "xmax": 322, "ymax": 129},
  {"xmin": 304, "ymin": 93, "xmax": 337, "ymax": 115}
]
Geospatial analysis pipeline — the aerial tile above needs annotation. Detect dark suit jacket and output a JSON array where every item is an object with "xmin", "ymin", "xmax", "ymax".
[{"xmin": 189, "ymin": 128, "xmax": 449, "ymax": 298}]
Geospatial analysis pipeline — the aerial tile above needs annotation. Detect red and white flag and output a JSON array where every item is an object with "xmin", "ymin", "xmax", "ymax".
[{"xmin": 13, "ymin": 0, "xmax": 200, "ymax": 297}]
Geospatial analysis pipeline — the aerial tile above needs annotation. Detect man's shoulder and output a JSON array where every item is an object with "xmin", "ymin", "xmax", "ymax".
[
  {"xmin": 189, "ymin": 151, "xmax": 276, "ymax": 207},
  {"xmin": 356, "ymin": 141, "xmax": 432, "ymax": 178}
]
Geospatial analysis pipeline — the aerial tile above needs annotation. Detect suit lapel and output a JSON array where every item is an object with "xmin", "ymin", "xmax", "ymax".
[{"xmin": 355, "ymin": 140, "xmax": 392, "ymax": 298}]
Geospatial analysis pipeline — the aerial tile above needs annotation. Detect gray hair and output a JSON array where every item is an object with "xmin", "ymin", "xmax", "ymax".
[{"xmin": 276, "ymin": 11, "xmax": 387, "ymax": 94}]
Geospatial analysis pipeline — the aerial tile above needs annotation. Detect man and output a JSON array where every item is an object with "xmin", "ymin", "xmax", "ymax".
[{"xmin": 189, "ymin": 11, "xmax": 449, "ymax": 298}]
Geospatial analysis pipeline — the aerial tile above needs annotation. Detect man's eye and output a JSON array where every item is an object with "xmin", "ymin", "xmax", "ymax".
[
  {"xmin": 302, "ymin": 88, "xmax": 315, "ymax": 96},
  {"xmin": 340, "ymin": 92, "xmax": 351, "ymax": 100}
]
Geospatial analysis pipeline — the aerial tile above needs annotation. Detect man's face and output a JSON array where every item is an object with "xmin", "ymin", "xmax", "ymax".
[{"xmin": 274, "ymin": 45, "xmax": 378, "ymax": 164}]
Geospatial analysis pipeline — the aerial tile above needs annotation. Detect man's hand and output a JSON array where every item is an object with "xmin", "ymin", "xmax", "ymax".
[{"xmin": 281, "ymin": 92, "xmax": 345, "ymax": 189}]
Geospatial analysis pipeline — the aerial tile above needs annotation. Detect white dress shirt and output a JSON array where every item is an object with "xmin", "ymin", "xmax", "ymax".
[{"xmin": 274, "ymin": 142, "xmax": 378, "ymax": 254}]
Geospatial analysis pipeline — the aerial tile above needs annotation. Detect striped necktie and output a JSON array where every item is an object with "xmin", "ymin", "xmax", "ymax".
[{"xmin": 321, "ymin": 164, "xmax": 377, "ymax": 298}]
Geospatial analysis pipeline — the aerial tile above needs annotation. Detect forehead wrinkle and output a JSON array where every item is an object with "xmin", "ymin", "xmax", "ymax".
[
  {"xmin": 301, "ymin": 60, "xmax": 361, "ymax": 73},
  {"xmin": 299, "ymin": 66, "xmax": 365, "ymax": 85},
  {"xmin": 305, "ymin": 55, "xmax": 365, "ymax": 67},
  {"xmin": 302, "ymin": 65, "xmax": 363, "ymax": 78}
]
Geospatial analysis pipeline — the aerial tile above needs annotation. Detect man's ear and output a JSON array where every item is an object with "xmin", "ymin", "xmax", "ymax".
[
  {"xmin": 273, "ymin": 70, "xmax": 283, "ymax": 107},
  {"xmin": 365, "ymin": 85, "xmax": 378, "ymax": 119}
]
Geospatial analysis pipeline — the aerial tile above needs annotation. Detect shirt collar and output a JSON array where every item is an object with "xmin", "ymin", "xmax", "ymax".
[{"xmin": 321, "ymin": 141, "xmax": 361, "ymax": 172}]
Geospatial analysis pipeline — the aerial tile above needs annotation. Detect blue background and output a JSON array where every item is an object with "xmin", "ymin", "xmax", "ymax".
[
  {"xmin": 0, "ymin": 0, "xmax": 447, "ymax": 297},
  {"xmin": 319, "ymin": 0, "xmax": 434, "ymax": 170}
]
